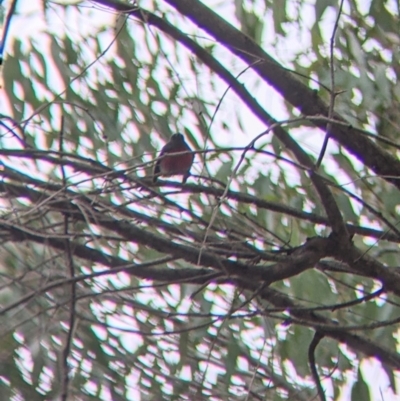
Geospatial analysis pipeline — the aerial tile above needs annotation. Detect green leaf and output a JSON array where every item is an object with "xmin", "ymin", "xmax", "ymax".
[
  {"xmin": 64, "ymin": 35, "xmax": 78, "ymax": 65},
  {"xmin": 224, "ymin": 332, "xmax": 239, "ymax": 383},
  {"xmin": 272, "ymin": 0, "xmax": 287, "ymax": 35},
  {"xmin": 348, "ymin": 31, "xmax": 365, "ymax": 67},
  {"xmin": 369, "ymin": 0, "xmax": 397, "ymax": 33},
  {"xmin": 315, "ymin": 0, "xmax": 336, "ymax": 21},
  {"xmin": 216, "ymin": 160, "xmax": 234, "ymax": 181},
  {"xmin": 234, "ymin": 0, "xmax": 264, "ymax": 44},
  {"xmin": 281, "ymin": 326, "xmax": 313, "ymax": 377},
  {"xmin": 335, "ymin": 192, "xmax": 358, "ymax": 223},
  {"xmin": 351, "ymin": 367, "xmax": 370, "ymax": 401},
  {"xmin": 382, "ymin": 362, "xmax": 397, "ymax": 394}
]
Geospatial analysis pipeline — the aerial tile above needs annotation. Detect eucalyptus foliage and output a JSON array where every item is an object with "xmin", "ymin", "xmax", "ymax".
[{"xmin": 1, "ymin": 1, "xmax": 399, "ymax": 400}]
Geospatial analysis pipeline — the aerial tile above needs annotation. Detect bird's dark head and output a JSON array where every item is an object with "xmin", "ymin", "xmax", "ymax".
[{"xmin": 171, "ymin": 133, "xmax": 184, "ymax": 142}]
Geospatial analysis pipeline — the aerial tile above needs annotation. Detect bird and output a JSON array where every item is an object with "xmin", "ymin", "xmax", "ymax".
[{"xmin": 153, "ymin": 133, "xmax": 194, "ymax": 183}]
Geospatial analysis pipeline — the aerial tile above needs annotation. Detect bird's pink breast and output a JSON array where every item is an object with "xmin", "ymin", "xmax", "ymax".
[{"xmin": 160, "ymin": 152, "xmax": 193, "ymax": 175}]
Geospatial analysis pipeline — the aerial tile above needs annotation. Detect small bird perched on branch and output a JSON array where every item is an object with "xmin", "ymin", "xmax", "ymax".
[{"xmin": 153, "ymin": 133, "xmax": 194, "ymax": 183}]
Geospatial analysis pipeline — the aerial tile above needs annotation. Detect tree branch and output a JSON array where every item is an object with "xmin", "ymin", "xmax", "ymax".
[{"xmin": 159, "ymin": 0, "xmax": 400, "ymax": 189}]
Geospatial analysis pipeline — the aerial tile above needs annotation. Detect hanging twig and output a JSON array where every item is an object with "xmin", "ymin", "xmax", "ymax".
[
  {"xmin": 315, "ymin": 0, "xmax": 345, "ymax": 169},
  {"xmin": 0, "ymin": 0, "xmax": 18, "ymax": 65},
  {"xmin": 308, "ymin": 331, "xmax": 326, "ymax": 401},
  {"xmin": 59, "ymin": 115, "xmax": 77, "ymax": 401}
]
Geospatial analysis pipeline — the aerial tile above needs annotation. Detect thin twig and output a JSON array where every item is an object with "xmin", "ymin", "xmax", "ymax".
[
  {"xmin": 244, "ymin": 336, "xmax": 269, "ymax": 401},
  {"xmin": 0, "ymin": 0, "xmax": 18, "ymax": 64},
  {"xmin": 197, "ymin": 126, "xmax": 273, "ymax": 266},
  {"xmin": 21, "ymin": 7, "xmax": 128, "ymax": 130},
  {"xmin": 308, "ymin": 331, "xmax": 326, "ymax": 401},
  {"xmin": 315, "ymin": 0, "xmax": 345, "ymax": 169},
  {"xmin": 59, "ymin": 115, "xmax": 76, "ymax": 401}
]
